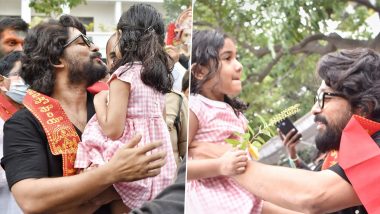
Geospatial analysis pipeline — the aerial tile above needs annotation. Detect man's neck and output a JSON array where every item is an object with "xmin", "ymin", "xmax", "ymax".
[
  {"xmin": 51, "ymin": 83, "xmax": 87, "ymax": 108},
  {"xmin": 51, "ymin": 81, "xmax": 89, "ymax": 132}
]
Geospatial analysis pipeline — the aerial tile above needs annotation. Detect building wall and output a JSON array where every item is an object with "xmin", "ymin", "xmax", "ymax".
[{"xmin": 0, "ymin": 0, "xmax": 21, "ymax": 16}]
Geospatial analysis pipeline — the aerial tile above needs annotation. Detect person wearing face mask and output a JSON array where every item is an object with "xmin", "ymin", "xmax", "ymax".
[{"xmin": 0, "ymin": 51, "xmax": 24, "ymax": 214}]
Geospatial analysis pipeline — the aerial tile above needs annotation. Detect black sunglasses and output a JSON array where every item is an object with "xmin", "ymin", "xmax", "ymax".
[
  {"xmin": 314, "ymin": 92, "xmax": 345, "ymax": 109},
  {"xmin": 63, "ymin": 33, "xmax": 93, "ymax": 48}
]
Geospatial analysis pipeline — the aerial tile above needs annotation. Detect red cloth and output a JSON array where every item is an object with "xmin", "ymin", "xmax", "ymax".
[
  {"xmin": 86, "ymin": 82, "xmax": 108, "ymax": 94},
  {"xmin": 0, "ymin": 93, "xmax": 18, "ymax": 121},
  {"xmin": 339, "ymin": 115, "xmax": 380, "ymax": 213},
  {"xmin": 166, "ymin": 22, "xmax": 175, "ymax": 45}
]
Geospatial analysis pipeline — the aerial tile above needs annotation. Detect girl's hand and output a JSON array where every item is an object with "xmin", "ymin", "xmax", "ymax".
[
  {"xmin": 218, "ymin": 149, "xmax": 248, "ymax": 176},
  {"xmin": 278, "ymin": 128, "xmax": 302, "ymax": 159}
]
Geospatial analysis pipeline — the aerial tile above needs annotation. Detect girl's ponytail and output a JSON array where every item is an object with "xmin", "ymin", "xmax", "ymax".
[
  {"xmin": 113, "ymin": 3, "xmax": 173, "ymax": 94},
  {"xmin": 139, "ymin": 27, "xmax": 173, "ymax": 93}
]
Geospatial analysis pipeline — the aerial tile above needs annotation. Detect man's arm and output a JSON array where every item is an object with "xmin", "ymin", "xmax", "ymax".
[
  {"xmin": 262, "ymin": 201, "xmax": 302, "ymax": 214},
  {"xmin": 190, "ymin": 141, "xmax": 361, "ymax": 213},
  {"xmin": 235, "ymin": 161, "xmax": 361, "ymax": 213},
  {"xmin": 10, "ymin": 135, "xmax": 165, "ymax": 214}
]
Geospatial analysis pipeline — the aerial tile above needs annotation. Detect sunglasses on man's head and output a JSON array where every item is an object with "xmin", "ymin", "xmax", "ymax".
[{"xmin": 63, "ymin": 33, "xmax": 93, "ymax": 48}]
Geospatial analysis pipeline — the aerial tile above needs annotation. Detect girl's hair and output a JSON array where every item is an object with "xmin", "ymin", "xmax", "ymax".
[
  {"xmin": 112, "ymin": 3, "xmax": 173, "ymax": 93},
  {"xmin": 191, "ymin": 29, "xmax": 247, "ymax": 115}
]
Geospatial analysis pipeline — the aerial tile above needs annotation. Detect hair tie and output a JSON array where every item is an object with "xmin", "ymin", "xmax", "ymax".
[
  {"xmin": 144, "ymin": 25, "xmax": 155, "ymax": 33},
  {"xmin": 121, "ymin": 25, "xmax": 145, "ymax": 31}
]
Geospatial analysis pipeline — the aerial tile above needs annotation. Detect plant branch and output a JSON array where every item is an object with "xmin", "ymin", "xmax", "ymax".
[
  {"xmin": 349, "ymin": 0, "xmax": 380, "ymax": 14},
  {"xmin": 244, "ymin": 32, "xmax": 380, "ymax": 82},
  {"xmin": 256, "ymin": 51, "xmax": 284, "ymax": 82}
]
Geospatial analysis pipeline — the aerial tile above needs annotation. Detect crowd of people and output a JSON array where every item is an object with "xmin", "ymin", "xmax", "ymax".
[{"xmin": 1, "ymin": 2, "xmax": 380, "ymax": 214}]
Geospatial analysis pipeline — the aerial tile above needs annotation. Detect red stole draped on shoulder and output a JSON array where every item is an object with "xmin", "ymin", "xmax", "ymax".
[
  {"xmin": 0, "ymin": 93, "xmax": 18, "ymax": 121},
  {"xmin": 23, "ymin": 89, "xmax": 79, "ymax": 176},
  {"xmin": 321, "ymin": 150, "xmax": 338, "ymax": 170},
  {"xmin": 339, "ymin": 115, "xmax": 380, "ymax": 213}
]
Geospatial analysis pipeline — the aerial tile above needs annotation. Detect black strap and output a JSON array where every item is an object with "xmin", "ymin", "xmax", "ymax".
[{"xmin": 173, "ymin": 94, "xmax": 183, "ymax": 137}]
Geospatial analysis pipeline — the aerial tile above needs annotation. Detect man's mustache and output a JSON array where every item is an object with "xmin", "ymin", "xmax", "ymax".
[
  {"xmin": 90, "ymin": 52, "xmax": 102, "ymax": 59},
  {"xmin": 314, "ymin": 115, "xmax": 328, "ymax": 125}
]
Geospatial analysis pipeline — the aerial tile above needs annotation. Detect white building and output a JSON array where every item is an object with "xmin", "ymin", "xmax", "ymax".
[{"xmin": 0, "ymin": 0, "xmax": 166, "ymax": 58}]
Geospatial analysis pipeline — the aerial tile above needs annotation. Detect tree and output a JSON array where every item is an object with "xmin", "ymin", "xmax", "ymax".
[
  {"xmin": 192, "ymin": 0, "xmax": 380, "ymax": 129},
  {"xmin": 164, "ymin": 0, "xmax": 192, "ymax": 23},
  {"xmin": 29, "ymin": 0, "xmax": 86, "ymax": 18}
]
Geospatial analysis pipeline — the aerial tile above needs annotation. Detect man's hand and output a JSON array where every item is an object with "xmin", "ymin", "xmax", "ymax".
[
  {"xmin": 189, "ymin": 141, "xmax": 231, "ymax": 159},
  {"xmin": 279, "ymin": 128, "xmax": 302, "ymax": 159},
  {"xmin": 107, "ymin": 134, "xmax": 167, "ymax": 183},
  {"xmin": 165, "ymin": 45, "xmax": 180, "ymax": 67},
  {"xmin": 219, "ymin": 149, "xmax": 248, "ymax": 176}
]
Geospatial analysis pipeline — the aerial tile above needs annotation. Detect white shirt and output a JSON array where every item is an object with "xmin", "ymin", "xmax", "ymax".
[{"xmin": 172, "ymin": 62, "xmax": 187, "ymax": 92}]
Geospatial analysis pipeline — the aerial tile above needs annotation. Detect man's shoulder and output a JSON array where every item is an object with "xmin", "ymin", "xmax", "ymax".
[
  {"xmin": 7, "ymin": 107, "xmax": 34, "ymax": 121},
  {"xmin": 166, "ymin": 90, "xmax": 185, "ymax": 102},
  {"xmin": 169, "ymin": 90, "xmax": 185, "ymax": 96},
  {"xmin": 5, "ymin": 107, "xmax": 41, "ymax": 130}
]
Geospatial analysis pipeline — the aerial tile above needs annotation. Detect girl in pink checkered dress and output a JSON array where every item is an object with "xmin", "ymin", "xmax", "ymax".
[
  {"xmin": 186, "ymin": 30, "xmax": 263, "ymax": 214},
  {"xmin": 74, "ymin": 4, "xmax": 176, "ymax": 212}
]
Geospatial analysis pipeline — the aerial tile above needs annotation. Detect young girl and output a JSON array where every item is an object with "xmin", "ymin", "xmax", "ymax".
[
  {"xmin": 186, "ymin": 30, "xmax": 263, "ymax": 214},
  {"xmin": 75, "ymin": 3, "xmax": 176, "ymax": 211}
]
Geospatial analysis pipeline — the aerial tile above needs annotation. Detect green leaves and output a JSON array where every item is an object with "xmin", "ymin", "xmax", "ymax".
[
  {"xmin": 225, "ymin": 104, "xmax": 300, "ymax": 158},
  {"xmin": 225, "ymin": 138, "xmax": 241, "ymax": 148},
  {"xmin": 29, "ymin": 0, "xmax": 86, "ymax": 18},
  {"xmin": 190, "ymin": 0, "xmax": 379, "ymax": 135}
]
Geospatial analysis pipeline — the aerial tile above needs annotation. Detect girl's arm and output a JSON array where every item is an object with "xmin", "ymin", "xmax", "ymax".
[
  {"xmin": 187, "ymin": 110, "xmax": 247, "ymax": 180},
  {"xmin": 94, "ymin": 79, "xmax": 130, "ymax": 140},
  {"xmin": 187, "ymin": 110, "xmax": 220, "ymax": 180}
]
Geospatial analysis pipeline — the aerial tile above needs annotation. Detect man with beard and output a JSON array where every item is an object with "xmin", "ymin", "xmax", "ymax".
[
  {"xmin": 0, "ymin": 18, "xmax": 28, "ymax": 58},
  {"xmin": 1, "ymin": 15, "xmax": 166, "ymax": 213},
  {"xmin": 190, "ymin": 48, "xmax": 380, "ymax": 213}
]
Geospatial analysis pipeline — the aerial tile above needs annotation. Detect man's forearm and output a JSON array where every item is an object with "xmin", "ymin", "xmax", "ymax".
[
  {"xmin": 12, "ymin": 164, "xmax": 115, "ymax": 213},
  {"xmin": 56, "ymin": 202, "xmax": 102, "ymax": 214},
  {"xmin": 233, "ymin": 161, "xmax": 361, "ymax": 213},
  {"xmin": 262, "ymin": 201, "xmax": 303, "ymax": 214}
]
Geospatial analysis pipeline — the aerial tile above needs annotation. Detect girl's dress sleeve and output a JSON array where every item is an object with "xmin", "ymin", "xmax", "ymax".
[
  {"xmin": 189, "ymin": 95, "xmax": 205, "ymax": 127},
  {"xmin": 108, "ymin": 63, "xmax": 142, "ymax": 85}
]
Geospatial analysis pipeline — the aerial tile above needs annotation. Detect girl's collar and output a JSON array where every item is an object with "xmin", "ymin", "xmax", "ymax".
[{"xmin": 194, "ymin": 94, "xmax": 228, "ymax": 108}]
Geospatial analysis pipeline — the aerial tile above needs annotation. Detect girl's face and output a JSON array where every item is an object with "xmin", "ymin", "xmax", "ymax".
[{"xmin": 201, "ymin": 38, "xmax": 243, "ymax": 101}]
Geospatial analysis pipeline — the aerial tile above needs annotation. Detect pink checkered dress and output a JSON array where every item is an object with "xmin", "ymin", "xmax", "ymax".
[
  {"xmin": 186, "ymin": 94, "xmax": 263, "ymax": 214},
  {"xmin": 75, "ymin": 62, "xmax": 176, "ymax": 209}
]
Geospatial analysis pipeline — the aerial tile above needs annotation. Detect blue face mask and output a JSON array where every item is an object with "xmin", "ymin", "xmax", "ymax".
[{"xmin": 5, "ymin": 78, "xmax": 29, "ymax": 104}]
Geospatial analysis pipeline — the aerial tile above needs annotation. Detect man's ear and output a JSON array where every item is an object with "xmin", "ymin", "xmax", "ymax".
[
  {"xmin": 191, "ymin": 63, "xmax": 208, "ymax": 80},
  {"xmin": 354, "ymin": 102, "xmax": 374, "ymax": 117},
  {"xmin": 52, "ymin": 58, "xmax": 64, "ymax": 68}
]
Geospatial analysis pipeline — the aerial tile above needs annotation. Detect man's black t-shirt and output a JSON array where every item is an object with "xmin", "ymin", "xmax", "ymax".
[
  {"xmin": 0, "ymin": 92, "xmax": 110, "ymax": 213},
  {"xmin": 327, "ymin": 132, "xmax": 380, "ymax": 214}
]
